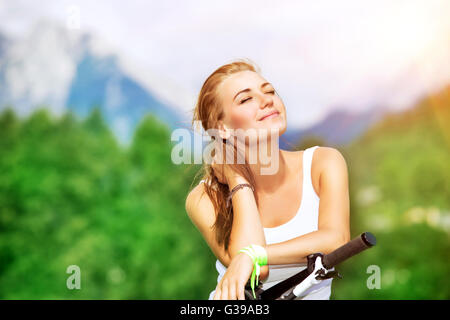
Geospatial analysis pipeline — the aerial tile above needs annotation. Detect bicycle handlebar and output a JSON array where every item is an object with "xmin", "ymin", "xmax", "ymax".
[
  {"xmin": 254, "ymin": 231, "xmax": 377, "ymax": 300},
  {"xmin": 322, "ymin": 232, "xmax": 376, "ymax": 269}
]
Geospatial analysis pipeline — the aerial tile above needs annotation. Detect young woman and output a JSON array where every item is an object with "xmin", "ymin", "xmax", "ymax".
[{"xmin": 185, "ymin": 59, "xmax": 350, "ymax": 300}]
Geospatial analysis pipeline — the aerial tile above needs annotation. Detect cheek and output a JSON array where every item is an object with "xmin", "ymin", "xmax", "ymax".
[{"xmin": 229, "ymin": 108, "xmax": 257, "ymax": 129}]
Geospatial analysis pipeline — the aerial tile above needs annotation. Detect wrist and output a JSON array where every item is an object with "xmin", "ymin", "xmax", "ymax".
[
  {"xmin": 227, "ymin": 175, "xmax": 249, "ymax": 191},
  {"xmin": 260, "ymin": 265, "xmax": 269, "ymax": 281},
  {"xmin": 238, "ymin": 244, "xmax": 268, "ymax": 266},
  {"xmin": 238, "ymin": 251, "xmax": 254, "ymax": 264},
  {"xmin": 238, "ymin": 244, "xmax": 269, "ymax": 296}
]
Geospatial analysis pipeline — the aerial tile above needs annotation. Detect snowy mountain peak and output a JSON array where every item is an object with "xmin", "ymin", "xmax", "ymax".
[{"xmin": 0, "ymin": 18, "xmax": 182, "ymax": 144}]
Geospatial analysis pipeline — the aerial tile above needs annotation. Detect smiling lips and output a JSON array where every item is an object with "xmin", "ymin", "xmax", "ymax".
[{"xmin": 259, "ymin": 111, "xmax": 279, "ymax": 121}]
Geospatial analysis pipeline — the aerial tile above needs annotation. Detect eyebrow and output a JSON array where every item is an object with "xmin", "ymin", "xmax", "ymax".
[{"xmin": 233, "ymin": 82, "xmax": 272, "ymax": 102}]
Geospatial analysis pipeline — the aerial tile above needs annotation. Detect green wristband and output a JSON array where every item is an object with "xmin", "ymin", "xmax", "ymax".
[{"xmin": 238, "ymin": 244, "xmax": 268, "ymax": 299}]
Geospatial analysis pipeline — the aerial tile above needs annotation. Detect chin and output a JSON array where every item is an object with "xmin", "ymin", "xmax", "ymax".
[
  {"xmin": 256, "ymin": 123, "xmax": 286, "ymax": 143},
  {"xmin": 261, "ymin": 119, "xmax": 286, "ymax": 135}
]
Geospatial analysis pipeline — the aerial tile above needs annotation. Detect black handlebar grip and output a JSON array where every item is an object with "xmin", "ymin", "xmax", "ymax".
[{"xmin": 322, "ymin": 232, "xmax": 376, "ymax": 269}]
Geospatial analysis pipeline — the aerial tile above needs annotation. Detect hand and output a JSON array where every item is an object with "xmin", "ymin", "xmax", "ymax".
[
  {"xmin": 212, "ymin": 252, "xmax": 254, "ymax": 300},
  {"xmin": 210, "ymin": 139, "xmax": 249, "ymax": 186},
  {"xmin": 211, "ymin": 155, "xmax": 246, "ymax": 186}
]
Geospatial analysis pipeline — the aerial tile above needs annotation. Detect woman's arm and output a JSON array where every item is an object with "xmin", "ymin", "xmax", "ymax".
[
  {"xmin": 222, "ymin": 147, "xmax": 350, "ymax": 272},
  {"xmin": 185, "ymin": 176, "xmax": 268, "ymax": 279},
  {"xmin": 225, "ymin": 175, "xmax": 269, "ymax": 278},
  {"xmin": 265, "ymin": 147, "xmax": 351, "ymax": 265},
  {"xmin": 186, "ymin": 173, "xmax": 270, "ymax": 300},
  {"xmin": 185, "ymin": 183, "xmax": 233, "ymax": 267},
  {"xmin": 210, "ymin": 174, "xmax": 270, "ymax": 299},
  {"xmin": 226, "ymin": 176, "xmax": 266, "ymax": 256}
]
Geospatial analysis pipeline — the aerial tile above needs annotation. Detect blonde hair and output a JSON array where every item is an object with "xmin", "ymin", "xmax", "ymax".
[{"xmin": 191, "ymin": 58, "xmax": 263, "ymax": 251}]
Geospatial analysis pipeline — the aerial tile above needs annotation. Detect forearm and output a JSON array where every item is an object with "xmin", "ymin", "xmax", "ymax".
[
  {"xmin": 265, "ymin": 229, "xmax": 348, "ymax": 265},
  {"xmin": 226, "ymin": 177, "xmax": 266, "ymax": 260},
  {"xmin": 225, "ymin": 178, "xmax": 347, "ymax": 271}
]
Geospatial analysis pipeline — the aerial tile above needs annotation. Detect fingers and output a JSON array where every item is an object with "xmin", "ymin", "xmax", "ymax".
[
  {"xmin": 213, "ymin": 280, "xmax": 226, "ymax": 300},
  {"xmin": 212, "ymin": 287, "xmax": 221, "ymax": 300},
  {"xmin": 213, "ymin": 279, "xmax": 244, "ymax": 300},
  {"xmin": 228, "ymin": 281, "xmax": 237, "ymax": 300},
  {"xmin": 221, "ymin": 279, "xmax": 229, "ymax": 300},
  {"xmin": 237, "ymin": 282, "xmax": 245, "ymax": 300}
]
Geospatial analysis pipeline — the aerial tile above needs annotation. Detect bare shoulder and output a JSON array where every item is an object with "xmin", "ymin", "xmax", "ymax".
[
  {"xmin": 185, "ymin": 182, "xmax": 214, "ymax": 221},
  {"xmin": 283, "ymin": 146, "xmax": 347, "ymax": 173},
  {"xmin": 314, "ymin": 146, "xmax": 349, "ymax": 177},
  {"xmin": 314, "ymin": 146, "xmax": 347, "ymax": 164},
  {"xmin": 185, "ymin": 182, "xmax": 232, "ymax": 266}
]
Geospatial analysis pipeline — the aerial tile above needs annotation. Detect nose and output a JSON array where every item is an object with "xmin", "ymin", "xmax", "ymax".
[{"xmin": 259, "ymin": 92, "xmax": 274, "ymax": 109}]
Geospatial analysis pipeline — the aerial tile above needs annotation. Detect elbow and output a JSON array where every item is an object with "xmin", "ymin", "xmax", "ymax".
[
  {"xmin": 220, "ymin": 251, "xmax": 232, "ymax": 268},
  {"xmin": 336, "ymin": 231, "xmax": 350, "ymax": 250},
  {"xmin": 327, "ymin": 230, "xmax": 350, "ymax": 253}
]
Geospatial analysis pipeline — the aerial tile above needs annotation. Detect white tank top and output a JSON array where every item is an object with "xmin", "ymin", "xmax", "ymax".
[{"xmin": 202, "ymin": 146, "xmax": 333, "ymax": 300}]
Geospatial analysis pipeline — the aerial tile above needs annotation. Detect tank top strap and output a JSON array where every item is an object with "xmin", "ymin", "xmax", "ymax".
[{"xmin": 303, "ymin": 146, "xmax": 320, "ymax": 196}]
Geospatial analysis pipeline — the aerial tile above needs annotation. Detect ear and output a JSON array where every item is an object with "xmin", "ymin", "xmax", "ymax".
[{"xmin": 218, "ymin": 120, "xmax": 232, "ymax": 140}]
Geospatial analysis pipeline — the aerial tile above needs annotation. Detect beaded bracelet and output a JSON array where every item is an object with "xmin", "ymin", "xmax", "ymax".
[{"xmin": 226, "ymin": 183, "xmax": 254, "ymax": 207}]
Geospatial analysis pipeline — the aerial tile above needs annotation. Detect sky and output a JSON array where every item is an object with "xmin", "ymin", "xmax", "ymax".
[{"xmin": 0, "ymin": 0, "xmax": 449, "ymax": 129}]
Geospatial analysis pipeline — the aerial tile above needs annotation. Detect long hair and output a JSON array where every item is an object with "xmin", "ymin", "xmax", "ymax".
[{"xmin": 191, "ymin": 58, "xmax": 262, "ymax": 252}]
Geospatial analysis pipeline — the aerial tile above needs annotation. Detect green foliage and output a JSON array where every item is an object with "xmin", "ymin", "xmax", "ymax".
[
  {"xmin": 330, "ymin": 86, "xmax": 450, "ymax": 299},
  {"xmin": 293, "ymin": 135, "xmax": 327, "ymax": 151},
  {"xmin": 0, "ymin": 108, "xmax": 216, "ymax": 299}
]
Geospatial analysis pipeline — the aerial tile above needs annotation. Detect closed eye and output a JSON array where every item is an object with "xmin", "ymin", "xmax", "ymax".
[
  {"xmin": 239, "ymin": 91, "xmax": 276, "ymax": 104},
  {"xmin": 240, "ymin": 97, "xmax": 251, "ymax": 104}
]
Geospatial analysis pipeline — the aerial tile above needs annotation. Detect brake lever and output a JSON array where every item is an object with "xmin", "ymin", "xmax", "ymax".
[{"xmin": 315, "ymin": 269, "xmax": 343, "ymax": 280}]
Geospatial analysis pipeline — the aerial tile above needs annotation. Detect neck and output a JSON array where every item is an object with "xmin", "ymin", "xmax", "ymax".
[{"xmin": 245, "ymin": 139, "xmax": 288, "ymax": 195}]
